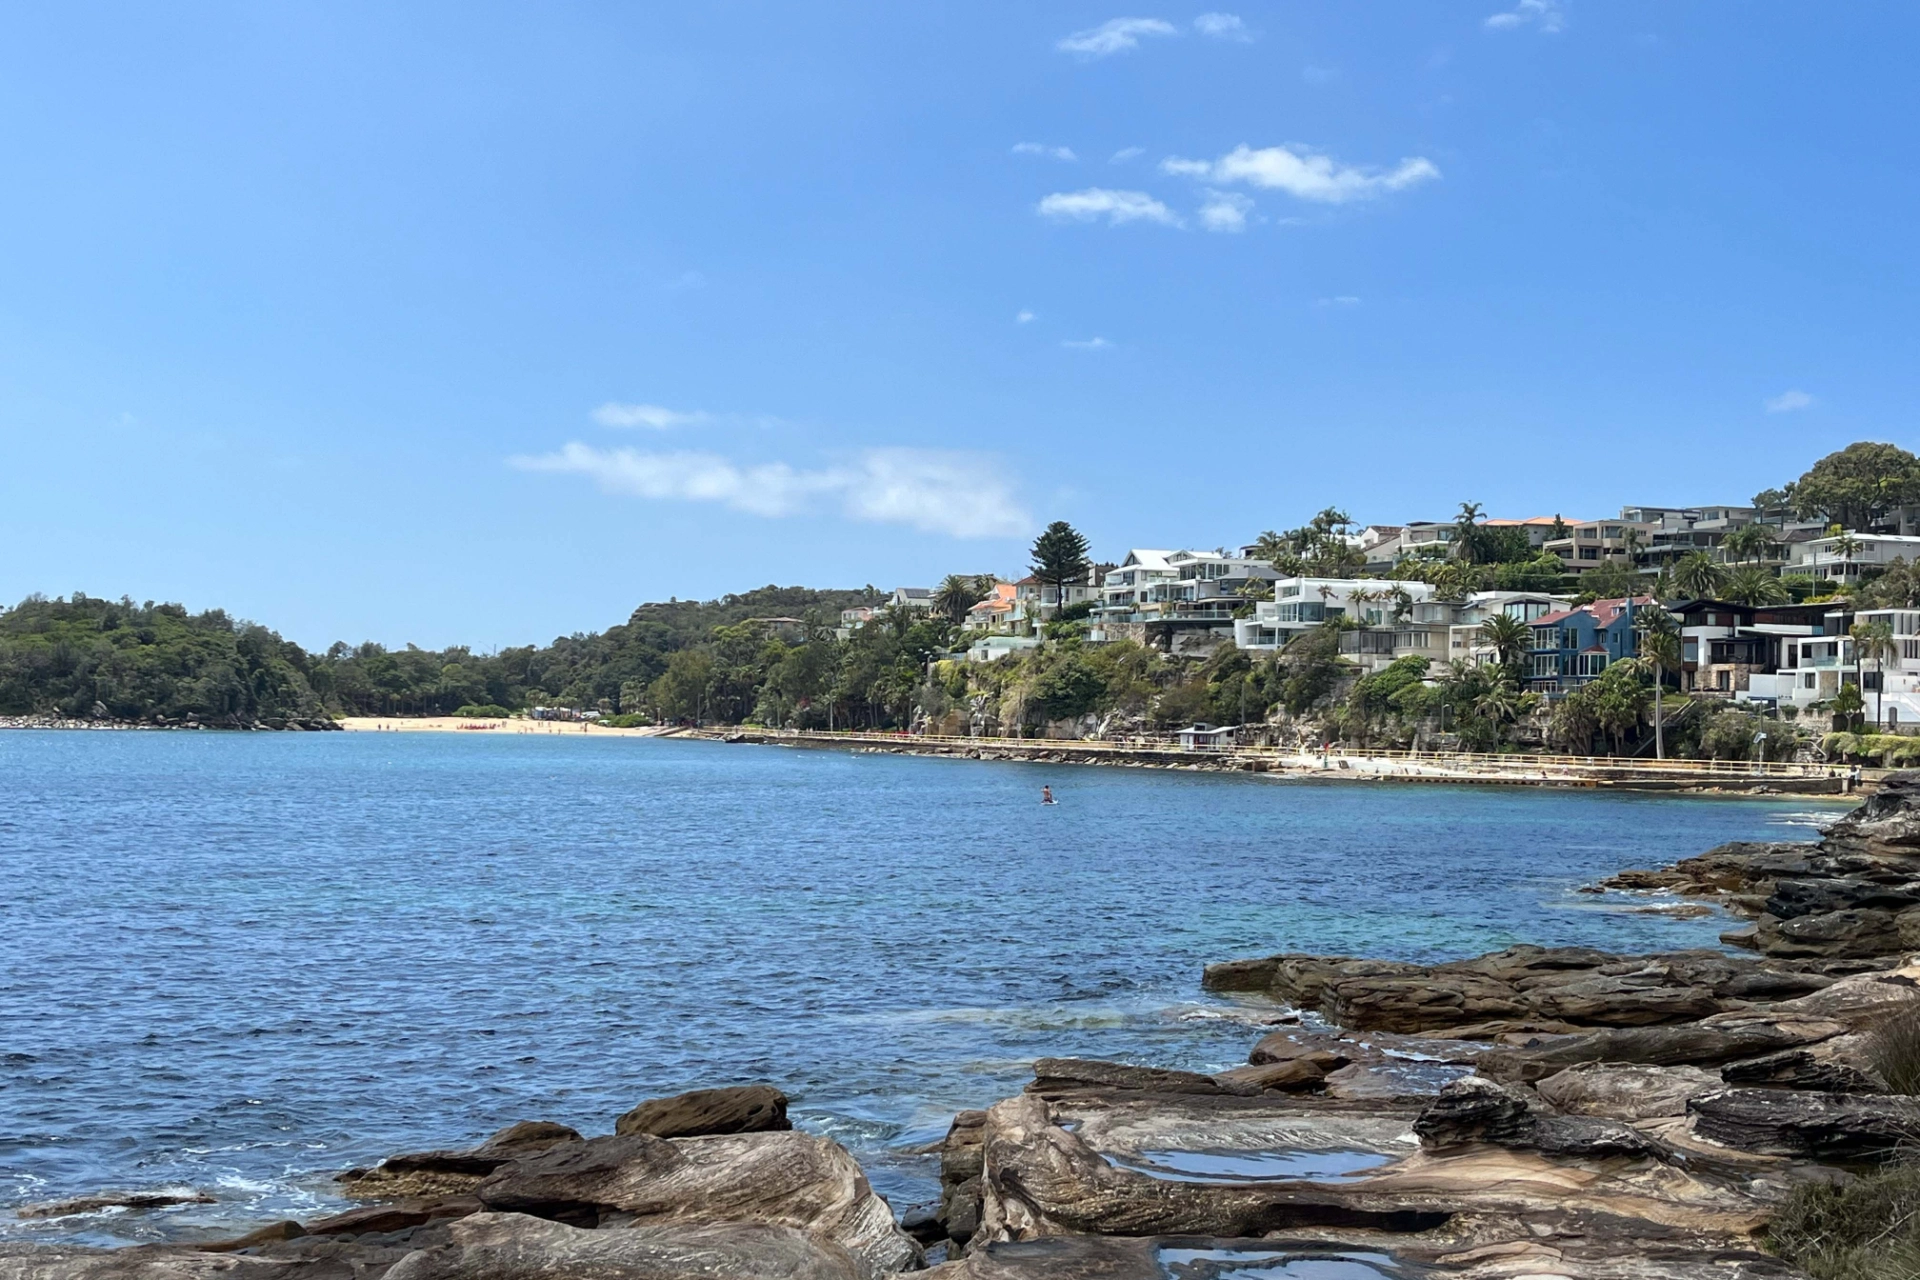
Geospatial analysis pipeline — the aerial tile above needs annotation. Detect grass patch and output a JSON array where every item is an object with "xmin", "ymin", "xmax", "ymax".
[
  {"xmin": 1872, "ymin": 1002, "xmax": 1920, "ymax": 1095},
  {"xmin": 1769, "ymin": 1161, "xmax": 1920, "ymax": 1280}
]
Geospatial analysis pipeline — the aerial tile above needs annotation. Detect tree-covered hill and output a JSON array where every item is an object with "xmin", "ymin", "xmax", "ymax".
[{"xmin": 0, "ymin": 586, "xmax": 881, "ymax": 724}]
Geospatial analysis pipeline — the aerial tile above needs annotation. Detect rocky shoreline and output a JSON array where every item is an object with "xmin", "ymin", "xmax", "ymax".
[
  {"xmin": 10, "ymin": 785, "xmax": 1920, "ymax": 1278},
  {"xmin": 0, "ymin": 714, "xmax": 340, "ymax": 732}
]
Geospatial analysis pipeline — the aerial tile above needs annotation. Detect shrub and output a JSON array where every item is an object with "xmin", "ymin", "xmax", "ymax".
[
  {"xmin": 454, "ymin": 704, "xmax": 512, "ymax": 718},
  {"xmin": 1767, "ymin": 1159, "xmax": 1920, "ymax": 1280},
  {"xmin": 598, "ymin": 713, "xmax": 651, "ymax": 728}
]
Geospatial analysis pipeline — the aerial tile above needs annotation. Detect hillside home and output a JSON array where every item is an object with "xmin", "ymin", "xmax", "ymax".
[{"xmin": 1524, "ymin": 597, "xmax": 1655, "ymax": 695}]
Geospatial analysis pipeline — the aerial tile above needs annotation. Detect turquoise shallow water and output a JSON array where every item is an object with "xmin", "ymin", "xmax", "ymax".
[{"xmin": 0, "ymin": 731, "xmax": 1840, "ymax": 1243}]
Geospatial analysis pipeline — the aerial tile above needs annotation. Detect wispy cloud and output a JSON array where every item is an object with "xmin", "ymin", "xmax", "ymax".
[
  {"xmin": 1198, "ymin": 190, "xmax": 1252, "ymax": 232},
  {"xmin": 1063, "ymin": 337, "xmax": 1112, "ymax": 350},
  {"xmin": 1316, "ymin": 295, "xmax": 1362, "ymax": 307},
  {"xmin": 1037, "ymin": 187, "xmax": 1181, "ymax": 226},
  {"xmin": 1015, "ymin": 309, "xmax": 1036, "ymax": 324},
  {"xmin": 511, "ymin": 444, "xmax": 1030, "ymax": 538},
  {"xmin": 1012, "ymin": 142, "xmax": 1078, "ymax": 161},
  {"xmin": 591, "ymin": 402, "xmax": 711, "ymax": 430},
  {"xmin": 1485, "ymin": 0, "xmax": 1566, "ymax": 33},
  {"xmin": 1161, "ymin": 144, "xmax": 1440, "ymax": 203},
  {"xmin": 1765, "ymin": 389, "xmax": 1814, "ymax": 414},
  {"xmin": 1302, "ymin": 65, "xmax": 1339, "ymax": 85},
  {"xmin": 1194, "ymin": 12, "xmax": 1253, "ymax": 41},
  {"xmin": 1110, "ymin": 146, "xmax": 1145, "ymax": 164},
  {"xmin": 1057, "ymin": 17, "xmax": 1178, "ymax": 57}
]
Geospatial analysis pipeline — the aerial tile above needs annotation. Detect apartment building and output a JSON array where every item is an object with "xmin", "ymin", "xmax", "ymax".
[
  {"xmin": 1092, "ymin": 549, "xmax": 1279, "ymax": 647},
  {"xmin": 1785, "ymin": 533, "xmax": 1920, "ymax": 585},
  {"xmin": 1232, "ymin": 578, "xmax": 1437, "ymax": 672}
]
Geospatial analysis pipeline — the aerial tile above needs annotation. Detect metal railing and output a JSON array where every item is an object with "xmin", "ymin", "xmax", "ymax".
[{"xmin": 725, "ymin": 729, "xmax": 1832, "ymax": 777}]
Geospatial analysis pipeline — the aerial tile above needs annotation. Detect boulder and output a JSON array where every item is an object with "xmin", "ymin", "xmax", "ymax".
[
  {"xmin": 615, "ymin": 1085, "xmax": 790, "ymax": 1139},
  {"xmin": 935, "ymin": 1111, "xmax": 986, "ymax": 1249},
  {"xmin": 1765, "ymin": 876, "xmax": 1920, "ymax": 920},
  {"xmin": 474, "ymin": 1130, "xmax": 919, "ymax": 1273},
  {"xmin": 1533, "ymin": 1063, "xmax": 1717, "ymax": 1121},
  {"xmin": 1411, "ymin": 1076, "xmax": 1669, "ymax": 1161},
  {"xmin": 381, "ymin": 1210, "xmax": 865, "ymax": 1280},
  {"xmin": 1212, "ymin": 1056, "xmax": 1339, "ymax": 1093},
  {"xmin": 1688, "ymin": 1087, "xmax": 1920, "ymax": 1162},
  {"xmin": 1718, "ymin": 1034, "xmax": 1887, "ymax": 1093},
  {"xmin": 1246, "ymin": 1029, "xmax": 1353, "ymax": 1068}
]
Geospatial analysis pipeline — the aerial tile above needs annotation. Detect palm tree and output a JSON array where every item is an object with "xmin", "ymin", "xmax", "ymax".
[
  {"xmin": 1851, "ymin": 618, "xmax": 1897, "ymax": 730},
  {"xmin": 1478, "ymin": 612, "xmax": 1532, "ymax": 671},
  {"xmin": 1830, "ymin": 526, "xmax": 1864, "ymax": 591},
  {"xmin": 933, "ymin": 574, "xmax": 991, "ymax": 624},
  {"xmin": 1723, "ymin": 565, "xmax": 1790, "ymax": 607},
  {"xmin": 1634, "ymin": 603, "xmax": 1681, "ymax": 759},
  {"xmin": 1671, "ymin": 551, "xmax": 1726, "ymax": 600},
  {"xmin": 1452, "ymin": 502, "xmax": 1485, "ymax": 563},
  {"xmin": 1722, "ymin": 523, "xmax": 1778, "ymax": 565}
]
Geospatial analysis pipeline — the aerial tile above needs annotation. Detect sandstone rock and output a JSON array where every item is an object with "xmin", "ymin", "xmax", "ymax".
[
  {"xmin": 1212, "ymin": 1056, "xmax": 1337, "ymax": 1093},
  {"xmin": 1533, "ymin": 1063, "xmax": 1716, "ymax": 1120},
  {"xmin": 1475, "ymin": 1015, "xmax": 1848, "ymax": 1083},
  {"xmin": 194, "ymin": 1222, "xmax": 306, "ymax": 1254},
  {"xmin": 1246, "ymin": 1029, "xmax": 1353, "ymax": 1068},
  {"xmin": 381, "ymin": 1210, "xmax": 865, "ymax": 1280},
  {"xmin": 15, "ymin": 1190, "xmax": 215, "ymax": 1219},
  {"xmin": 1719, "ymin": 1033, "xmax": 1886, "ymax": 1093},
  {"xmin": 1756, "ymin": 908, "xmax": 1903, "ymax": 959},
  {"xmin": 936, "ymin": 1111, "xmax": 986, "ymax": 1248},
  {"xmin": 614, "ymin": 1085, "xmax": 790, "ymax": 1139},
  {"xmin": 338, "ymin": 1122, "xmax": 583, "ymax": 1200},
  {"xmin": 1688, "ymin": 1086, "xmax": 1920, "ymax": 1161},
  {"xmin": 1410, "ymin": 1076, "xmax": 1535, "ymax": 1148},
  {"xmin": 1766, "ymin": 876, "xmax": 1920, "ymax": 919},
  {"xmin": 1198, "ymin": 956, "xmax": 1283, "ymax": 992},
  {"xmin": 474, "ymin": 1130, "xmax": 919, "ymax": 1273},
  {"xmin": 1025, "ymin": 1058, "xmax": 1232, "ymax": 1099}
]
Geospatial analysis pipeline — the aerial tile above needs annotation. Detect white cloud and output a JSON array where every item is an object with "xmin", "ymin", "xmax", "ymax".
[
  {"xmin": 1194, "ymin": 12, "xmax": 1252, "ymax": 41},
  {"xmin": 591, "ymin": 402, "xmax": 711, "ymax": 430},
  {"xmin": 1198, "ymin": 190, "xmax": 1252, "ymax": 232},
  {"xmin": 1037, "ymin": 187, "xmax": 1181, "ymax": 226},
  {"xmin": 1163, "ymin": 144, "xmax": 1440, "ymax": 203},
  {"xmin": 1057, "ymin": 17, "xmax": 1178, "ymax": 57},
  {"xmin": 1110, "ymin": 146, "xmax": 1145, "ymax": 163},
  {"xmin": 1015, "ymin": 309, "xmax": 1037, "ymax": 324},
  {"xmin": 1012, "ymin": 142, "xmax": 1078, "ymax": 161},
  {"xmin": 1316, "ymin": 295, "xmax": 1362, "ymax": 307},
  {"xmin": 1485, "ymin": 0, "xmax": 1566, "ymax": 33},
  {"xmin": 1765, "ymin": 389, "xmax": 1814, "ymax": 414},
  {"xmin": 511, "ymin": 444, "xmax": 1030, "ymax": 538},
  {"xmin": 1063, "ymin": 337, "xmax": 1112, "ymax": 350},
  {"xmin": 1302, "ymin": 65, "xmax": 1339, "ymax": 84}
]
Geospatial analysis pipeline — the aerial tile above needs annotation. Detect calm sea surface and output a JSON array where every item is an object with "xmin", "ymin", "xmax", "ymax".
[{"xmin": 0, "ymin": 731, "xmax": 1843, "ymax": 1244}]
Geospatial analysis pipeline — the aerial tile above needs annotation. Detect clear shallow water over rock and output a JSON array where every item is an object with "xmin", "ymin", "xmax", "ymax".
[{"xmin": 0, "ymin": 731, "xmax": 1842, "ymax": 1244}]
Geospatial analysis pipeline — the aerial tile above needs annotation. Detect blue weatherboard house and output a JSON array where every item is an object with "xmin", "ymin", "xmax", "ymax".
[{"xmin": 1525, "ymin": 597, "xmax": 1654, "ymax": 696}]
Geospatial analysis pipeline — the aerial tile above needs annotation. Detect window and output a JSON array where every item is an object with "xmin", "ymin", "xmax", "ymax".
[
  {"xmin": 1905, "ymin": 639, "xmax": 1920, "ymax": 661},
  {"xmin": 1580, "ymin": 547, "xmax": 1600, "ymax": 561},
  {"xmin": 1805, "ymin": 673, "xmax": 1818, "ymax": 689},
  {"xmin": 1531, "ymin": 654, "xmax": 1560, "ymax": 677},
  {"xmin": 1716, "ymin": 670, "xmax": 1730, "ymax": 691},
  {"xmin": 1575, "ymin": 652, "xmax": 1609, "ymax": 677},
  {"xmin": 1864, "ymin": 671, "xmax": 1884, "ymax": 691}
]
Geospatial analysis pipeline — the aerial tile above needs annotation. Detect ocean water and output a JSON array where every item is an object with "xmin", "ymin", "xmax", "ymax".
[{"xmin": 0, "ymin": 731, "xmax": 1842, "ymax": 1244}]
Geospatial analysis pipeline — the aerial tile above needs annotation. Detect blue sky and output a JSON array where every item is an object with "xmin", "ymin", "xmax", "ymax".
[{"xmin": 2, "ymin": 3, "xmax": 1916, "ymax": 649}]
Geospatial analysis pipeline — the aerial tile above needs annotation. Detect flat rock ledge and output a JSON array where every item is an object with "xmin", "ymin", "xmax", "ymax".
[{"xmin": 2, "ymin": 1084, "xmax": 918, "ymax": 1280}]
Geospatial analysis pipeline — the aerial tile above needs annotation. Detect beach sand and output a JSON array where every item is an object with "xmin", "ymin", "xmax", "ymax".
[{"xmin": 337, "ymin": 716, "xmax": 671, "ymax": 737}]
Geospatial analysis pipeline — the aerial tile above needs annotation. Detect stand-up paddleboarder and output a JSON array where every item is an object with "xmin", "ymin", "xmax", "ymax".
[{"xmin": 1041, "ymin": 785, "xmax": 1056, "ymax": 805}]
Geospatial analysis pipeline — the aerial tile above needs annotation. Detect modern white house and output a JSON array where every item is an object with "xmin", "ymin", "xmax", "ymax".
[
  {"xmin": 1090, "ymin": 550, "xmax": 1279, "ymax": 647},
  {"xmin": 1231, "ymin": 578, "xmax": 1437, "ymax": 670},
  {"xmin": 965, "ymin": 633, "xmax": 1042, "ymax": 664},
  {"xmin": 1784, "ymin": 534, "xmax": 1920, "ymax": 585},
  {"xmin": 890, "ymin": 586, "xmax": 935, "ymax": 610}
]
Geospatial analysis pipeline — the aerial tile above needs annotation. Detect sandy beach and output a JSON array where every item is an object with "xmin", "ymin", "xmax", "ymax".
[{"xmin": 337, "ymin": 716, "xmax": 672, "ymax": 737}]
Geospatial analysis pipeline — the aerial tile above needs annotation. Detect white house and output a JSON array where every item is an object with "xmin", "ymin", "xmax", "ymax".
[
  {"xmin": 1091, "ymin": 550, "xmax": 1278, "ymax": 646},
  {"xmin": 1785, "ymin": 534, "xmax": 1920, "ymax": 585},
  {"xmin": 1232, "ymin": 578, "xmax": 1437, "ymax": 670}
]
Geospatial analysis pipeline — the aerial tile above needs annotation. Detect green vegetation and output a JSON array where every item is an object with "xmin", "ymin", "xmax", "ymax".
[
  {"xmin": 454, "ymin": 704, "xmax": 512, "ymax": 718},
  {"xmin": 1871, "ymin": 1002, "xmax": 1920, "ymax": 1094},
  {"xmin": 1820, "ymin": 732, "xmax": 1920, "ymax": 767},
  {"xmin": 1767, "ymin": 1159, "xmax": 1920, "ymax": 1280}
]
